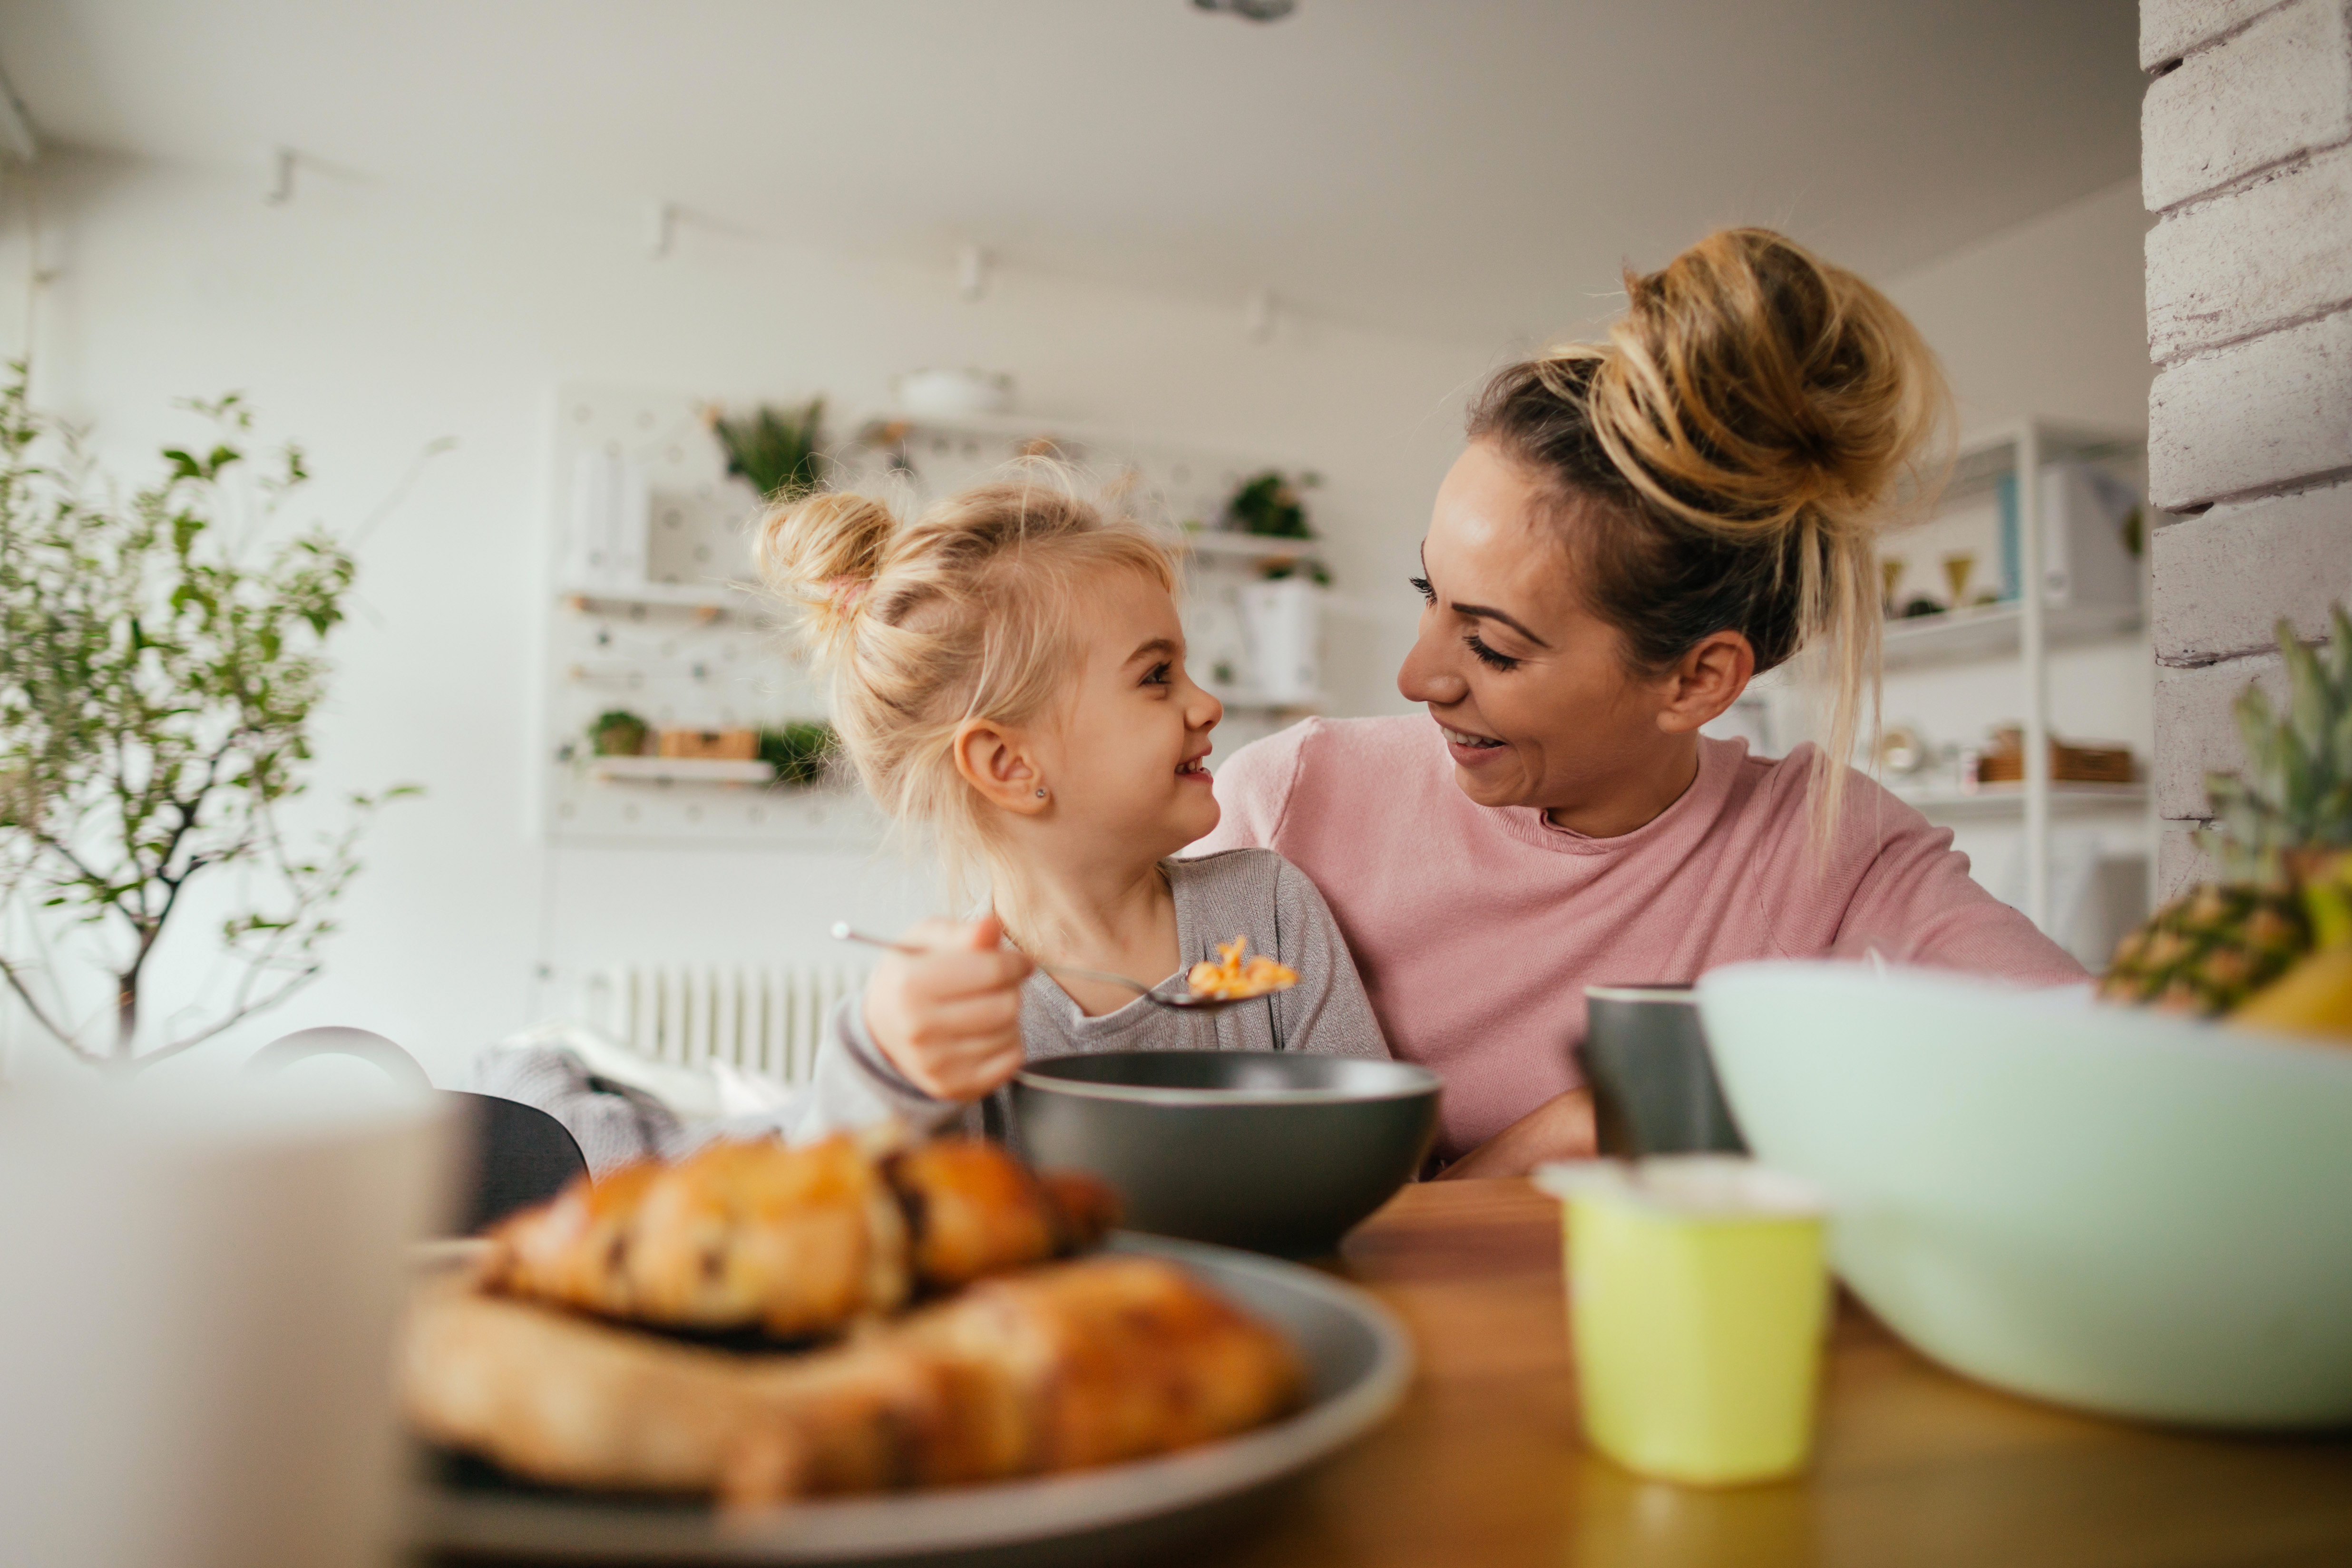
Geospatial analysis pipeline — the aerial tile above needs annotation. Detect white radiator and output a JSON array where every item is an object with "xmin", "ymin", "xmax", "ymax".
[{"xmin": 580, "ymin": 963, "xmax": 866, "ymax": 1086}]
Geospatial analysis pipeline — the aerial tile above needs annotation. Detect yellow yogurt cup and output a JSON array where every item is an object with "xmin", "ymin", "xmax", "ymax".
[{"xmin": 1535, "ymin": 1156, "xmax": 1829, "ymax": 1486}]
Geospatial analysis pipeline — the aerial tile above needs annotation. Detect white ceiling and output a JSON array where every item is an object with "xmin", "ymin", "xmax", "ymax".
[{"xmin": 0, "ymin": 0, "xmax": 2144, "ymax": 346}]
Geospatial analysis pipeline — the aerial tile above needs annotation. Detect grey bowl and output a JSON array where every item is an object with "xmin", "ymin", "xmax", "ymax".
[{"xmin": 1012, "ymin": 1052, "xmax": 1442, "ymax": 1256}]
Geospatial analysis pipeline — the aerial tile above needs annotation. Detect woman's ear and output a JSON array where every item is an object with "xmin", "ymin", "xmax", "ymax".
[
  {"xmin": 1655, "ymin": 630, "xmax": 1756, "ymax": 736},
  {"xmin": 953, "ymin": 720, "xmax": 1048, "ymax": 815}
]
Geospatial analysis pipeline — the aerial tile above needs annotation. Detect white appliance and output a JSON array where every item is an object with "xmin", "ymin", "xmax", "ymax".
[{"xmin": 1999, "ymin": 462, "xmax": 2143, "ymax": 608}]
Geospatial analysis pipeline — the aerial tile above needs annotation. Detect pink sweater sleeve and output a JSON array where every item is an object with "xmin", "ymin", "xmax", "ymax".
[
  {"xmin": 1799, "ymin": 762, "xmax": 2089, "ymax": 985},
  {"xmin": 1188, "ymin": 721, "xmax": 1312, "ymax": 856}
]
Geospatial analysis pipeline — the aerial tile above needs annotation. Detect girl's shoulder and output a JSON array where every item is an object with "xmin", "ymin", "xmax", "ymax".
[
  {"xmin": 1167, "ymin": 848, "xmax": 1345, "ymax": 946},
  {"xmin": 1166, "ymin": 845, "xmax": 1288, "ymax": 903}
]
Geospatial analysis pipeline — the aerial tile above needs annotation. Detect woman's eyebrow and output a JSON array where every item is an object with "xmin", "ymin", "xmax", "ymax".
[
  {"xmin": 1451, "ymin": 603, "xmax": 1552, "ymax": 649},
  {"xmin": 1419, "ymin": 545, "xmax": 1552, "ymax": 649}
]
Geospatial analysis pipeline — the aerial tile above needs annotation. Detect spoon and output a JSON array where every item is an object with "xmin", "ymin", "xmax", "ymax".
[{"xmin": 829, "ymin": 922, "xmax": 1291, "ymax": 1013}]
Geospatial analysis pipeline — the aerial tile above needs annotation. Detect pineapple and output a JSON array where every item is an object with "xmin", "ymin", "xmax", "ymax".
[{"xmin": 2099, "ymin": 604, "xmax": 2352, "ymax": 1016}]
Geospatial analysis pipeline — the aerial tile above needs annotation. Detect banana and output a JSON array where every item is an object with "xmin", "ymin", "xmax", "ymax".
[
  {"xmin": 2229, "ymin": 946, "xmax": 2352, "ymax": 1044},
  {"xmin": 2229, "ymin": 854, "xmax": 2352, "ymax": 1044}
]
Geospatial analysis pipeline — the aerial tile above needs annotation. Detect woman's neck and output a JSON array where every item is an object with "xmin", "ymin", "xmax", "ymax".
[
  {"xmin": 990, "ymin": 851, "xmax": 1181, "ymax": 1017},
  {"xmin": 1542, "ymin": 732, "xmax": 1704, "ymax": 838}
]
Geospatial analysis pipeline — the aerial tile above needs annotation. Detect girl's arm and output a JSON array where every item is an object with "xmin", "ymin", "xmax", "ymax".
[
  {"xmin": 800, "ymin": 993, "xmax": 981, "ymax": 1139},
  {"xmin": 797, "ymin": 916, "xmax": 1028, "ymax": 1139}
]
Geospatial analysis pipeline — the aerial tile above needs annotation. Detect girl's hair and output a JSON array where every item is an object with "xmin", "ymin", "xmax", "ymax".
[
  {"xmin": 1466, "ymin": 226, "xmax": 1951, "ymax": 841},
  {"xmin": 754, "ymin": 467, "xmax": 1174, "ymax": 901}
]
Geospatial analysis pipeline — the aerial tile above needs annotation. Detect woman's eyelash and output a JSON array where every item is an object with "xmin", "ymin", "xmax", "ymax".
[
  {"xmin": 1409, "ymin": 575, "xmax": 1435, "ymax": 604},
  {"xmin": 1465, "ymin": 634, "xmax": 1520, "ymax": 672}
]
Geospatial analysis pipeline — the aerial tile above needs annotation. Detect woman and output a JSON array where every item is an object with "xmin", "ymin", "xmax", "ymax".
[{"xmin": 1191, "ymin": 227, "xmax": 2085, "ymax": 1177}]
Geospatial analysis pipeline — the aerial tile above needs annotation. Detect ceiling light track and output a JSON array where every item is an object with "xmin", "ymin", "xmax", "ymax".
[{"xmin": 1191, "ymin": 0, "xmax": 1297, "ymax": 20}]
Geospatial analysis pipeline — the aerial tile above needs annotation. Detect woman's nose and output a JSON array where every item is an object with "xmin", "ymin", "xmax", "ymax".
[{"xmin": 1397, "ymin": 623, "xmax": 1466, "ymax": 707}]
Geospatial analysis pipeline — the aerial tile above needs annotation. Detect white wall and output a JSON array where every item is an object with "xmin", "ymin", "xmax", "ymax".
[
  {"xmin": 1874, "ymin": 176, "xmax": 2159, "ymax": 960},
  {"xmin": 1884, "ymin": 176, "xmax": 2154, "ymax": 434},
  {"xmin": 0, "ymin": 150, "xmax": 1485, "ymax": 1083},
  {"xmin": 0, "ymin": 156, "xmax": 2157, "ymax": 1082}
]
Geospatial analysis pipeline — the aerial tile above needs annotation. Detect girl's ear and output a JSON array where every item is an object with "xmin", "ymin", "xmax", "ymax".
[
  {"xmin": 953, "ymin": 719, "xmax": 1048, "ymax": 815},
  {"xmin": 1655, "ymin": 630, "xmax": 1755, "ymax": 736}
]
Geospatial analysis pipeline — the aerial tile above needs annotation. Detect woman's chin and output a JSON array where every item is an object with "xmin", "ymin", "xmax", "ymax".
[{"xmin": 1449, "ymin": 760, "xmax": 1526, "ymax": 809}]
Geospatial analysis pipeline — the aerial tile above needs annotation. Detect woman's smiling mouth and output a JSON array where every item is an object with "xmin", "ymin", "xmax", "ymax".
[{"xmin": 1437, "ymin": 721, "xmax": 1509, "ymax": 767}]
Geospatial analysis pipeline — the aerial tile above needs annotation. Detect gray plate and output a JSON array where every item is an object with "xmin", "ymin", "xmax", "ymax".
[{"xmin": 405, "ymin": 1234, "xmax": 1414, "ymax": 1566}]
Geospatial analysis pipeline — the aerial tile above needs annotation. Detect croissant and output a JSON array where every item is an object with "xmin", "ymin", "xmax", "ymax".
[
  {"xmin": 479, "ymin": 1133, "xmax": 1119, "ymax": 1339},
  {"xmin": 402, "ymin": 1254, "xmax": 1304, "ymax": 1507}
]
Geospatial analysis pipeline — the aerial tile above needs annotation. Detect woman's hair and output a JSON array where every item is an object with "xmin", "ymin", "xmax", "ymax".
[
  {"xmin": 754, "ymin": 466, "xmax": 1174, "ymax": 901},
  {"xmin": 1466, "ymin": 226, "xmax": 1951, "ymax": 841}
]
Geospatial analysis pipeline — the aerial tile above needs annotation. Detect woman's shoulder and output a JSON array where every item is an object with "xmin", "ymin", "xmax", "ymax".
[
  {"xmin": 1244, "ymin": 712, "xmax": 1432, "ymax": 768},
  {"xmin": 1212, "ymin": 715, "xmax": 1440, "ymax": 819},
  {"xmin": 1714, "ymin": 737, "xmax": 1943, "ymax": 874}
]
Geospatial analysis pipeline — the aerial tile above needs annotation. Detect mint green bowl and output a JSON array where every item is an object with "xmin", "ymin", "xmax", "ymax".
[{"xmin": 1695, "ymin": 961, "xmax": 2352, "ymax": 1428}]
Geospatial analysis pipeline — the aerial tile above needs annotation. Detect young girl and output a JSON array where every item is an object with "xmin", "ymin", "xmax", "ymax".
[{"xmin": 759, "ymin": 471, "xmax": 1388, "ymax": 1141}]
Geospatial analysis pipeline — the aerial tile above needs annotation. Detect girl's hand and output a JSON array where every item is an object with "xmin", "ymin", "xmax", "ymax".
[{"xmin": 862, "ymin": 914, "xmax": 1034, "ymax": 1102}]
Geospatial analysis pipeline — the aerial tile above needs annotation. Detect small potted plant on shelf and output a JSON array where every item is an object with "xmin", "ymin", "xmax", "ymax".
[
  {"xmin": 707, "ymin": 399, "xmax": 827, "ymax": 502},
  {"xmin": 759, "ymin": 722, "xmax": 836, "ymax": 788},
  {"xmin": 1224, "ymin": 469, "xmax": 1319, "ymax": 540},
  {"xmin": 589, "ymin": 709, "xmax": 650, "ymax": 758}
]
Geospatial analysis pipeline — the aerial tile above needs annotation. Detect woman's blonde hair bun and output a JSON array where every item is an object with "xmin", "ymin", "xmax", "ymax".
[{"xmin": 1580, "ymin": 226, "xmax": 1948, "ymax": 540}]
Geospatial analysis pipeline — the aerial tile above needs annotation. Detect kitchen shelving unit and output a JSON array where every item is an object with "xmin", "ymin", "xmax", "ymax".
[{"xmin": 1877, "ymin": 418, "xmax": 2151, "ymax": 933}]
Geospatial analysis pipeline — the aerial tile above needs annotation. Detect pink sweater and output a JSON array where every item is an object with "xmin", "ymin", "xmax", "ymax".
[{"xmin": 1191, "ymin": 716, "xmax": 2087, "ymax": 1160}]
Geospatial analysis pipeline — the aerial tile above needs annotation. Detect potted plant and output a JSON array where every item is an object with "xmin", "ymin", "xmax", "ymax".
[
  {"xmin": 759, "ymin": 722, "xmax": 836, "ymax": 788},
  {"xmin": 708, "ymin": 399, "xmax": 827, "ymax": 502},
  {"xmin": 0, "ymin": 367, "xmax": 415, "ymax": 1071},
  {"xmin": 590, "ymin": 709, "xmax": 650, "ymax": 758}
]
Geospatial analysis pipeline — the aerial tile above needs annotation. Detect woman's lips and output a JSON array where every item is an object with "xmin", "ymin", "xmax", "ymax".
[{"xmin": 1439, "ymin": 723, "xmax": 1509, "ymax": 768}]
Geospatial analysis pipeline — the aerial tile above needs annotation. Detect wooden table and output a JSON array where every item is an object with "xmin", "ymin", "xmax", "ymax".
[{"xmin": 1210, "ymin": 1178, "xmax": 2352, "ymax": 1568}]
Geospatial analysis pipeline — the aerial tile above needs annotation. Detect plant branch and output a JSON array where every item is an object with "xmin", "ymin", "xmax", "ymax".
[{"xmin": 0, "ymin": 950, "xmax": 94, "ymax": 1060}]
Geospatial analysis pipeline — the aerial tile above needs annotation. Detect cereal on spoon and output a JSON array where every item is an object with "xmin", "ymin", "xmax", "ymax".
[{"xmin": 1188, "ymin": 935, "xmax": 1300, "ymax": 1002}]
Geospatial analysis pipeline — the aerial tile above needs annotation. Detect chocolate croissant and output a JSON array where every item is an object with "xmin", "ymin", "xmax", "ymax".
[
  {"xmin": 402, "ymin": 1254, "xmax": 1304, "ymax": 1507},
  {"xmin": 479, "ymin": 1133, "xmax": 1119, "ymax": 1339}
]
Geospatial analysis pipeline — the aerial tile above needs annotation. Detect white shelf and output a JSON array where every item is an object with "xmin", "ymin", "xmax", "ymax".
[
  {"xmin": 875, "ymin": 407, "xmax": 1275, "ymax": 467},
  {"xmin": 560, "ymin": 580, "xmax": 758, "ymax": 615},
  {"xmin": 1890, "ymin": 781, "xmax": 2147, "ymax": 819},
  {"xmin": 1880, "ymin": 600, "xmax": 2142, "ymax": 670},
  {"xmin": 1178, "ymin": 531, "xmax": 1323, "ymax": 562},
  {"xmin": 586, "ymin": 757, "xmax": 775, "ymax": 786}
]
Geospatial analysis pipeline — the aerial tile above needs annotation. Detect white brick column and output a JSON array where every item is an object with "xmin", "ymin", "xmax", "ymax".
[{"xmin": 2144, "ymin": 0, "xmax": 2352, "ymax": 896}]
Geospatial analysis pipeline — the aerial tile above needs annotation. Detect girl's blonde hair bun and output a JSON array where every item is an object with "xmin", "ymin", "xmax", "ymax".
[{"xmin": 755, "ymin": 489, "xmax": 899, "ymax": 658}]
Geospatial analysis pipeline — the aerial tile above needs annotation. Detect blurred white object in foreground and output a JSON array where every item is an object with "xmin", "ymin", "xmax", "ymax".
[
  {"xmin": 1697, "ymin": 960, "xmax": 2352, "ymax": 1428},
  {"xmin": 0, "ymin": 1078, "xmax": 450, "ymax": 1568}
]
